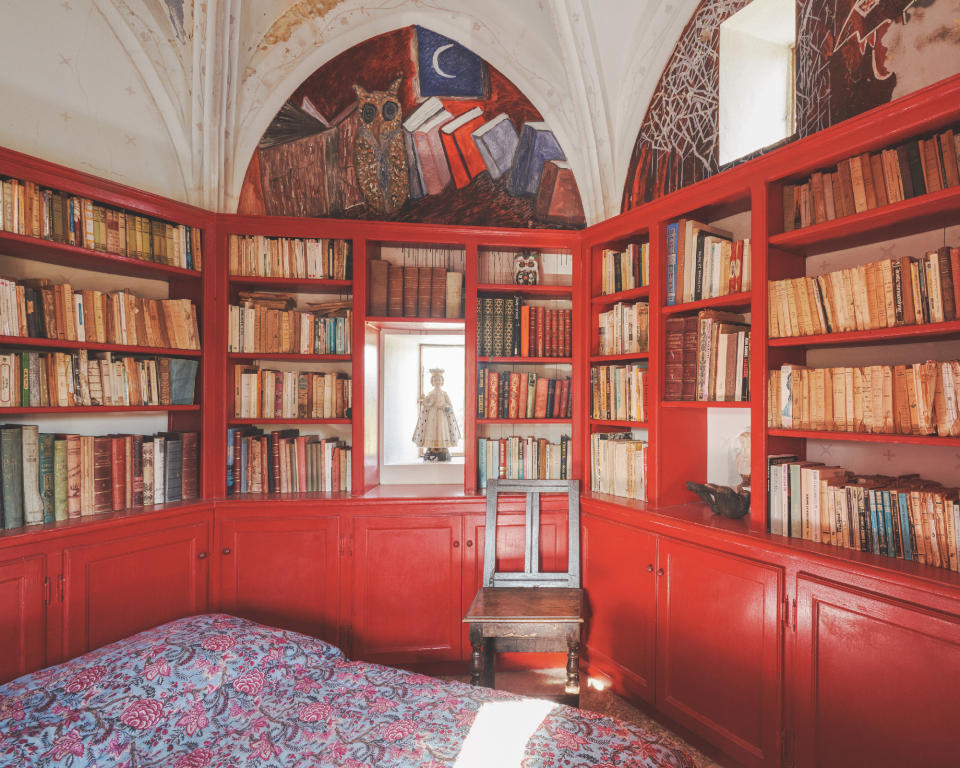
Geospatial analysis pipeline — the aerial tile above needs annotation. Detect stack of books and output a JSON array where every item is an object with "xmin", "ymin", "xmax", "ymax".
[
  {"xmin": 767, "ymin": 457, "xmax": 959, "ymax": 571},
  {"xmin": 228, "ymin": 234, "xmax": 351, "ymax": 279},
  {"xmin": 234, "ymin": 369, "xmax": 351, "ymax": 419},
  {"xmin": 0, "ymin": 278, "xmax": 200, "ymax": 349},
  {"xmin": 0, "ymin": 352, "xmax": 197, "ymax": 408},
  {"xmin": 665, "ymin": 220, "xmax": 751, "ymax": 305},
  {"xmin": 597, "ymin": 300, "xmax": 649, "ymax": 355},
  {"xmin": 665, "ymin": 311, "xmax": 750, "ymax": 401},
  {"xmin": 368, "ymin": 259, "xmax": 463, "ymax": 318},
  {"xmin": 477, "ymin": 296, "xmax": 572, "ymax": 357},
  {"xmin": 476, "ymin": 370, "xmax": 571, "ymax": 419},
  {"xmin": 768, "ymin": 361, "xmax": 960, "ymax": 437},
  {"xmin": 226, "ymin": 429, "xmax": 351, "ymax": 494},
  {"xmin": 782, "ymin": 127, "xmax": 960, "ymax": 231},
  {"xmin": 768, "ymin": 247, "xmax": 959, "ymax": 338},
  {"xmin": 228, "ymin": 295, "xmax": 352, "ymax": 355},
  {"xmin": 590, "ymin": 432, "xmax": 647, "ymax": 500},
  {"xmin": 0, "ymin": 176, "xmax": 201, "ymax": 269},
  {"xmin": 477, "ymin": 435, "xmax": 570, "ymax": 488},
  {"xmin": 0, "ymin": 427, "xmax": 199, "ymax": 529},
  {"xmin": 599, "ymin": 243, "xmax": 649, "ymax": 294},
  {"xmin": 590, "ymin": 365, "xmax": 648, "ymax": 422}
]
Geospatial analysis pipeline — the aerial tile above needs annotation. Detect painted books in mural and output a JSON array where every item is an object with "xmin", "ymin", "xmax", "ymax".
[
  {"xmin": 472, "ymin": 114, "xmax": 520, "ymax": 181},
  {"xmin": 534, "ymin": 160, "xmax": 585, "ymax": 226},
  {"xmin": 411, "ymin": 107, "xmax": 455, "ymax": 196},
  {"xmin": 402, "ymin": 97, "xmax": 446, "ymax": 199},
  {"xmin": 440, "ymin": 107, "xmax": 486, "ymax": 188},
  {"xmin": 508, "ymin": 122, "xmax": 566, "ymax": 197}
]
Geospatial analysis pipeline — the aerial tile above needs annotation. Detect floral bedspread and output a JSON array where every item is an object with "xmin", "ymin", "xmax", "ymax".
[{"xmin": 0, "ymin": 614, "xmax": 694, "ymax": 767}]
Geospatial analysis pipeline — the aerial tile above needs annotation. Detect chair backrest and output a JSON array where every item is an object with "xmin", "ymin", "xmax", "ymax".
[{"xmin": 482, "ymin": 478, "xmax": 580, "ymax": 588}]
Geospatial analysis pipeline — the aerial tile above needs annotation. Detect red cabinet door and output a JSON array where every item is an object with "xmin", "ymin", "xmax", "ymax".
[
  {"xmin": 656, "ymin": 538, "xmax": 782, "ymax": 768},
  {"xmin": 581, "ymin": 513, "xmax": 657, "ymax": 703},
  {"xmin": 351, "ymin": 514, "xmax": 462, "ymax": 663},
  {"xmin": 0, "ymin": 554, "xmax": 45, "ymax": 684},
  {"xmin": 62, "ymin": 516, "xmax": 210, "ymax": 659},
  {"xmin": 793, "ymin": 575, "xmax": 960, "ymax": 768},
  {"xmin": 218, "ymin": 513, "xmax": 340, "ymax": 645}
]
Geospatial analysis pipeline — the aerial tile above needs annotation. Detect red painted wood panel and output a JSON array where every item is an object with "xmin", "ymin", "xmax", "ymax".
[
  {"xmin": 793, "ymin": 576, "xmax": 960, "ymax": 768},
  {"xmin": 217, "ymin": 514, "xmax": 340, "ymax": 644},
  {"xmin": 61, "ymin": 520, "xmax": 209, "ymax": 659},
  {"xmin": 350, "ymin": 514, "xmax": 463, "ymax": 662},
  {"xmin": 656, "ymin": 538, "xmax": 782, "ymax": 768},
  {"xmin": 0, "ymin": 555, "xmax": 45, "ymax": 684},
  {"xmin": 582, "ymin": 513, "xmax": 657, "ymax": 703}
]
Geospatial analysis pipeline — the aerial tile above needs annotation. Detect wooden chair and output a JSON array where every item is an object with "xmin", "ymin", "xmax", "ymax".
[{"xmin": 463, "ymin": 478, "xmax": 583, "ymax": 705}]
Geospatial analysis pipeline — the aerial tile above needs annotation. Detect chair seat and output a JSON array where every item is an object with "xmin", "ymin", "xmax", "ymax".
[{"xmin": 464, "ymin": 587, "xmax": 584, "ymax": 624}]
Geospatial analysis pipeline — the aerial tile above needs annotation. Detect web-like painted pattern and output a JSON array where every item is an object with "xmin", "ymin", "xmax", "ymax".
[{"xmin": 796, "ymin": 0, "xmax": 833, "ymax": 138}]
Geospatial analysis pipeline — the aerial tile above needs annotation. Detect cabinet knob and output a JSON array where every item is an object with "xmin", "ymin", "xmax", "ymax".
[
  {"xmin": 222, "ymin": 547, "xmax": 232, "ymax": 555},
  {"xmin": 198, "ymin": 552, "xmax": 208, "ymax": 560},
  {"xmin": 657, "ymin": 568, "xmax": 665, "ymax": 577},
  {"xmin": 466, "ymin": 540, "xmax": 473, "ymax": 547},
  {"xmin": 453, "ymin": 540, "xmax": 461, "ymax": 548},
  {"xmin": 646, "ymin": 564, "xmax": 654, "ymax": 573}
]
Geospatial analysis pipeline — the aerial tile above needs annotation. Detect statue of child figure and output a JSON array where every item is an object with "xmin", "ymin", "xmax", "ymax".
[{"xmin": 412, "ymin": 368, "xmax": 461, "ymax": 462}]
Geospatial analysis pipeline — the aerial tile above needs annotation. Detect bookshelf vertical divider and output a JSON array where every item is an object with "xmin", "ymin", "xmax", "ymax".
[
  {"xmin": 202, "ymin": 216, "xmax": 228, "ymax": 499},
  {"xmin": 352, "ymin": 236, "xmax": 369, "ymax": 493},
  {"xmin": 463, "ymin": 240, "xmax": 480, "ymax": 494},
  {"xmin": 646, "ymin": 219, "xmax": 664, "ymax": 507}
]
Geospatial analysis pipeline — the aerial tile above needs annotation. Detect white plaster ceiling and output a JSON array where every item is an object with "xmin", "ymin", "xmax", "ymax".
[{"xmin": 0, "ymin": 0, "xmax": 702, "ymax": 223}]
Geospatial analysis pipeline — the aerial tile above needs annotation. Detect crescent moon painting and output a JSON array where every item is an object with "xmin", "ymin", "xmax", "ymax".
[{"xmin": 432, "ymin": 43, "xmax": 457, "ymax": 79}]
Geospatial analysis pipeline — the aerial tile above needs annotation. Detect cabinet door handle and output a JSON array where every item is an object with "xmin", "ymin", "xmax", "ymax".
[
  {"xmin": 646, "ymin": 564, "xmax": 654, "ymax": 573},
  {"xmin": 453, "ymin": 540, "xmax": 460, "ymax": 548},
  {"xmin": 198, "ymin": 552, "xmax": 208, "ymax": 560},
  {"xmin": 657, "ymin": 568, "xmax": 665, "ymax": 577},
  {"xmin": 222, "ymin": 548, "xmax": 232, "ymax": 555},
  {"xmin": 466, "ymin": 540, "xmax": 473, "ymax": 547}
]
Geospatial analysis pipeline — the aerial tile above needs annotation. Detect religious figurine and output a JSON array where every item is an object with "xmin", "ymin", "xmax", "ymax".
[
  {"xmin": 412, "ymin": 368, "xmax": 461, "ymax": 462},
  {"xmin": 733, "ymin": 429, "xmax": 751, "ymax": 490}
]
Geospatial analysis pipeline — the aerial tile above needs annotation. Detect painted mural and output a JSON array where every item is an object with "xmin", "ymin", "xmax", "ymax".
[
  {"xmin": 622, "ymin": 0, "xmax": 960, "ymax": 210},
  {"xmin": 238, "ymin": 26, "xmax": 586, "ymax": 228}
]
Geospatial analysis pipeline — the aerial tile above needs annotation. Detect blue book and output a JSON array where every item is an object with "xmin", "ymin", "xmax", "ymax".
[
  {"xmin": 226, "ymin": 428, "xmax": 236, "ymax": 494},
  {"xmin": 665, "ymin": 222, "xmax": 679, "ymax": 305},
  {"xmin": 169, "ymin": 359, "xmax": 199, "ymax": 405},
  {"xmin": 472, "ymin": 114, "xmax": 519, "ymax": 181},
  {"xmin": 478, "ymin": 438, "xmax": 486, "ymax": 490},
  {"xmin": 881, "ymin": 490, "xmax": 896, "ymax": 557},
  {"xmin": 868, "ymin": 489, "xmax": 883, "ymax": 555},
  {"xmin": 239, "ymin": 437, "xmax": 248, "ymax": 494},
  {"xmin": 897, "ymin": 491, "xmax": 914, "ymax": 561},
  {"xmin": 507, "ymin": 122, "xmax": 565, "ymax": 197}
]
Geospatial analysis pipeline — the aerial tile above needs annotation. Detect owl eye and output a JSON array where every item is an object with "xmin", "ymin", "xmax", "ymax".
[
  {"xmin": 382, "ymin": 101, "xmax": 399, "ymax": 121},
  {"xmin": 360, "ymin": 103, "xmax": 377, "ymax": 123}
]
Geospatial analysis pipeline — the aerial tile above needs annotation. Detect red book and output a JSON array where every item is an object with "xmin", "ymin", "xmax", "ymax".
[
  {"xmin": 499, "ymin": 438, "xmax": 506, "ymax": 478},
  {"xmin": 564, "ymin": 309, "xmax": 572, "ymax": 356},
  {"xmin": 109, "ymin": 437, "xmax": 126, "ymax": 512},
  {"xmin": 520, "ymin": 305, "xmax": 530, "ymax": 356},
  {"xmin": 508, "ymin": 372, "xmax": 520, "ymax": 419},
  {"xmin": 529, "ymin": 307, "xmax": 537, "ymax": 358},
  {"xmin": 331, "ymin": 446, "xmax": 341, "ymax": 494},
  {"xmin": 487, "ymin": 370, "xmax": 499, "ymax": 419},
  {"xmin": 534, "ymin": 377, "xmax": 549, "ymax": 418},
  {"xmin": 518, "ymin": 372, "xmax": 529, "ymax": 418},
  {"xmin": 296, "ymin": 436, "xmax": 307, "ymax": 494}
]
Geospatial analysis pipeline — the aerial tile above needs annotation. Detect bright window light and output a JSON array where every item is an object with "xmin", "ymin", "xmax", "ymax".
[{"xmin": 719, "ymin": 0, "xmax": 796, "ymax": 165}]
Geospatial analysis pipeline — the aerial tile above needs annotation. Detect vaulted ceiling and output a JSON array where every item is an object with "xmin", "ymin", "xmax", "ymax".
[{"xmin": 0, "ymin": 0, "xmax": 702, "ymax": 223}]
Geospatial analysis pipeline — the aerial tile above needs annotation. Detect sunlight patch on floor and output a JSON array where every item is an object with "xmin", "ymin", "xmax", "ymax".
[{"xmin": 453, "ymin": 698, "xmax": 557, "ymax": 768}]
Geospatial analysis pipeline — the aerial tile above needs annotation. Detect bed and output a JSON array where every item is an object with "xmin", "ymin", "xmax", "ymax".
[{"xmin": 0, "ymin": 614, "xmax": 695, "ymax": 767}]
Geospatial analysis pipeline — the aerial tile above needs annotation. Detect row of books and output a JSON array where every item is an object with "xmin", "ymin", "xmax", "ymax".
[
  {"xmin": 590, "ymin": 432, "xmax": 647, "ymax": 500},
  {"xmin": 0, "ymin": 352, "xmax": 197, "ymax": 409},
  {"xmin": 1, "ymin": 426, "xmax": 198, "ymax": 529},
  {"xmin": 783, "ymin": 127, "xmax": 960, "ymax": 231},
  {"xmin": 234, "ymin": 369, "xmax": 351, "ymax": 420},
  {"xmin": 768, "ymin": 248, "xmax": 959, "ymax": 339},
  {"xmin": 768, "ymin": 361, "xmax": 960, "ymax": 437},
  {"xmin": 767, "ymin": 457, "xmax": 959, "ymax": 571},
  {"xmin": 665, "ymin": 219, "xmax": 751, "ymax": 305},
  {"xmin": 0, "ymin": 176, "xmax": 201, "ymax": 270},
  {"xmin": 227, "ymin": 234, "xmax": 351, "ymax": 280},
  {"xmin": 477, "ymin": 297, "xmax": 572, "ymax": 358},
  {"xmin": 476, "ymin": 435, "xmax": 571, "ymax": 489},
  {"xmin": 227, "ymin": 429, "xmax": 351, "ymax": 494},
  {"xmin": 590, "ymin": 365, "xmax": 648, "ymax": 423},
  {"xmin": 665, "ymin": 311, "xmax": 751, "ymax": 402},
  {"xmin": 368, "ymin": 261, "xmax": 463, "ymax": 318},
  {"xmin": 597, "ymin": 300, "xmax": 649, "ymax": 356},
  {"xmin": 476, "ymin": 371, "xmax": 571, "ymax": 420},
  {"xmin": 599, "ymin": 243, "xmax": 649, "ymax": 295},
  {"xmin": 227, "ymin": 301, "xmax": 352, "ymax": 355},
  {"xmin": 0, "ymin": 278, "xmax": 200, "ymax": 350}
]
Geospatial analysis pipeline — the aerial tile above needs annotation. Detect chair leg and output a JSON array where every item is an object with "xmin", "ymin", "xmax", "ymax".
[
  {"xmin": 565, "ymin": 640, "xmax": 581, "ymax": 697},
  {"xmin": 469, "ymin": 625, "xmax": 484, "ymax": 686},
  {"xmin": 482, "ymin": 638, "xmax": 495, "ymax": 688}
]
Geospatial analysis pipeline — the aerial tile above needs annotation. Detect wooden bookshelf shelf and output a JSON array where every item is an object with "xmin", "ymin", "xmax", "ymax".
[
  {"xmin": 0, "ymin": 336, "xmax": 202, "ymax": 357},
  {"xmin": 767, "ymin": 428, "xmax": 960, "ymax": 447},
  {"xmin": 589, "ymin": 352, "xmax": 649, "ymax": 362},
  {"xmin": 476, "ymin": 418, "xmax": 572, "ymax": 425},
  {"xmin": 227, "ymin": 352, "xmax": 351, "ymax": 362},
  {"xmin": 768, "ymin": 320, "xmax": 960, "ymax": 347},
  {"xmin": 661, "ymin": 400, "xmax": 751, "ymax": 408},
  {"xmin": 589, "ymin": 419, "xmax": 649, "ymax": 428},
  {"xmin": 662, "ymin": 292, "xmax": 752, "ymax": 316},
  {"xmin": 0, "ymin": 230, "xmax": 202, "ymax": 280},
  {"xmin": 365, "ymin": 316, "xmax": 464, "ymax": 327},
  {"xmin": 768, "ymin": 183, "xmax": 960, "ymax": 256},
  {"xmin": 477, "ymin": 356, "xmax": 573, "ymax": 364},
  {"xmin": 0, "ymin": 404, "xmax": 199, "ymax": 415},
  {"xmin": 591, "ymin": 286, "xmax": 650, "ymax": 305},
  {"xmin": 476, "ymin": 283, "xmax": 573, "ymax": 297},
  {"xmin": 229, "ymin": 275, "xmax": 352, "ymax": 292},
  {"xmin": 227, "ymin": 417, "xmax": 352, "ymax": 425}
]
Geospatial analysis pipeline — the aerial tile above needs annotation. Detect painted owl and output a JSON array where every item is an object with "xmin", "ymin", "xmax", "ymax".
[{"xmin": 353, "ymin": 79, "xmax": 409, "ymax": 215}]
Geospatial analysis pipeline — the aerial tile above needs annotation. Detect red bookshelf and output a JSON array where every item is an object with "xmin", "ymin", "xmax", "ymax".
[
  {"xmin": 0, "ymin": 405, "xmax": 200, "ymax": 415},
  {"xmin": 0, "ymin": 336, "xmax": 202, "ymax": 356},
  {"xmin": 227, "ymin": 417, "xmax": 351, "ymax": 426},
  {"xmin": 229, "ymin": 275, "xmax": 352, "ymax": 292},
  {"xmin": 591, "ymin": 285, "xmax": 650, "ymax": 305},
  {"xmin": 767, "ymin": 428, "xmax": 960, "ymax": 447},
  {"xmin": 661, "ymin": 291, "xmax": 752, "ymax": 315},
  {"xmin": 476, "ymin": 283, "xmax": 573, "ymax": 297},
  {"xmin": 589, "ymin": 352, "xmax": 650, "ymax": 362},
  {"xmin": 768, "ymin": 320, "xmax": 960, "ymax": 347}
]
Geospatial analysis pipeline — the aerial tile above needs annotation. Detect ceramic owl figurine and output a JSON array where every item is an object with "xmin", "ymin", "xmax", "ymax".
[
  {"xmin": 514, "ymin": 251, "xmax": 540, "ymax": 285},
  {"xmin": 353, "ymin": 79, "xmax": 409, "ymax": 215}
]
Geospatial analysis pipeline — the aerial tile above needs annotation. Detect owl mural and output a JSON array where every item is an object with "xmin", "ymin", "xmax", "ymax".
[{"xmin": 353, "ymin": 79, "xmax": 410, "ymax": 214}]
